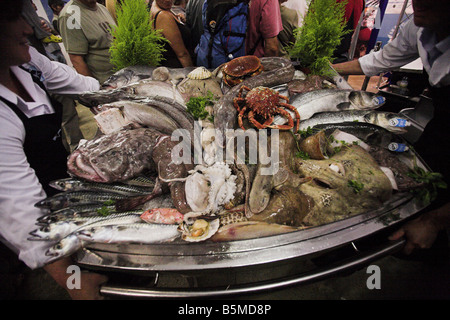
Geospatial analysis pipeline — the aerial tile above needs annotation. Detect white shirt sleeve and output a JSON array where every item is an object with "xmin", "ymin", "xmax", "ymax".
[
  {"xmin": 358, "ymin": 19, "xmax": 421, "ymax": 77},
  {"xmin": 26, "ymin": 46, "xmax": 100, "ymax": 96},
  {"xmin": 0, "ymin": 107, "xmax": 56, "ymax": 269},
  {"xmin": 0, "ymin": 46, "xmax": 100, "ymax": 269}
]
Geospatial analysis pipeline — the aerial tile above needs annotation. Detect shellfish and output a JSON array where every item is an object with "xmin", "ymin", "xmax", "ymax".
[{"xmin": 179, "ymin": 218, "xmax": 220, "ymax": 242}]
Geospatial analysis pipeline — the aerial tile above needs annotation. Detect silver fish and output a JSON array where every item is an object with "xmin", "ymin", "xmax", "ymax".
[
  {"xmin": 45, "ymin": 234, "xmax": 82, "ymax": 258},
  {"xmin": 79, "ymin": 79, "xmax": 185, "ymax": 107},
  {"xmin": 298, "ymin": 110, "xmax": 410, "ymax": 134},
  {"xmin": 77, "ymin": 222, "xmax": 180, "ymax": 244},
  {"xmin": 29, "ymin": 211, "xmax": 143, "ymax": 241},
  {"xmin": 273, "ymin": 89, "xmax": 386, "ymax": 125},
  {"xmin": 34, "ymin": 191, "xmax": 130, "ymax": 211},
  {"xmin": 49, "ymin": 178, "xmax": 155, "ymax": 196},
  {"xmin": 101, "ymin": 65, "xmax": 156, "ymax": 90}
]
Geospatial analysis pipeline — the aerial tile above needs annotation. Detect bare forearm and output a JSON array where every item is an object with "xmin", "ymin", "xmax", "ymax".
[
  {"xmin": 264, "ymin": 37, "xmax": 279, "ymax": 57},
  {"xmin": 176, "ymin": 51, "xmax": 193, "ymax": 68},
  {"xmin": 69, "ymin": 54, "xmax": 93, "ymax": 77},
  {"xmin": 332, "ymin": 59, "xmax": 365, "ymax": 75}
]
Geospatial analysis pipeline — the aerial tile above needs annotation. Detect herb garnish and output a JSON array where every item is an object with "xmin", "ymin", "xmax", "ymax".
[{"xmin": 186, "ymin": 91, "xmax": 216, "ymax": 122}]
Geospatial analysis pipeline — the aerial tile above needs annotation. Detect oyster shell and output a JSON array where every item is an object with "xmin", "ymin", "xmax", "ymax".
[{"xmin": 180, "ymin": 218, "xmax": 220, "ymax": 242}]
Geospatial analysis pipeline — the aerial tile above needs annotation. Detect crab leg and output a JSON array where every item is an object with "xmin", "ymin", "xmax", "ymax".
[
  {"xmin": 268, "ymin": 107, "xmax": 295, "ymax": 130},
  {"xmin": 248, "ymin": 111, "xmax": 274, "ymax": 130},
  {"xmin": 279, "ymin": 102, "xmax": 301, "ymax": 132}
]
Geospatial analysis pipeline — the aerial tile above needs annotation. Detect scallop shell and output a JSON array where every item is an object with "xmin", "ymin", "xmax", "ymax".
[
  {"xmin": 180, "ymin": 218, "xmax": 220, "ymax": 242},
  {"xmin": 187, "ymin": 67, "xmax": 212, "ymax": 80}
]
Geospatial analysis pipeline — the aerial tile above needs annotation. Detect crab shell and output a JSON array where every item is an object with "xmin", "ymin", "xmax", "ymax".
[
  {"xmin": 222, "ymin": 55, "xmax": 263, "ymax": 87},
  {"xmin": 179, "ymin": 218, "xmax": 220, "ymax": 242}
]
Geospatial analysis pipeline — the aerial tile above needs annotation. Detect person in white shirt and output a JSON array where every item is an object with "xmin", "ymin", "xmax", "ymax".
[
  {"xmin": 0, "ymin": 0, "xmax": 107, "ymax": 299},
  {"xmin": 333, "ymin": 0, "xmax": 450, "ymax": 256}
]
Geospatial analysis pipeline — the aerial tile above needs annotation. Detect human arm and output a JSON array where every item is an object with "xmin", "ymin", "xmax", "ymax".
[
  {"xmin": 332, "ymin": 59, "xmax": 365, "ymax": 75},
  {"xmin": 389, "ymin": 202, "xmax": 450, "ymax": 254},
  {"xmin": 68, "ymin": 53, "xmax": 95, "ymax": 78},
  {"xmin": 156, "ymin": 11, "xmax": 193, "ymax": 67},
  {"xmin": 44, "ymin": 257, "xmax": 108, "ymax": 300},
  {"xmin": 25, "ymin": 46, "xmax": 99, "ymax": 95},
  {"xmin": 264, "ymin": 36, "xmax": 280, "ymax": 57}
]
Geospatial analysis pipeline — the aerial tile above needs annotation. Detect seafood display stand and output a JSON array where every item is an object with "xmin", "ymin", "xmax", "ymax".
[
  {"xmin": 75, "ymin": 155, "xmax": 430, "ymax": 298},
  {"xmin": 66, "ymin": 63, "xmax": 433, "ymax": 298}
]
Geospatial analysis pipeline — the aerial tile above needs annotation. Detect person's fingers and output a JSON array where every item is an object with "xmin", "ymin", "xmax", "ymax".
[
  {"xmin": 388, "ymin": 228, "xmax": 405, "ymax": 241},
  {"xmin": 403, "ymin": 241, "xmax": 416, "ymax": 255}
]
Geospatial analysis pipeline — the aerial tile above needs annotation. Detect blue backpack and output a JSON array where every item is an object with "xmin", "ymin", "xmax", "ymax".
[{"xmin": 195, "ymin": 0, "xmax": 249, "ymax": 69}]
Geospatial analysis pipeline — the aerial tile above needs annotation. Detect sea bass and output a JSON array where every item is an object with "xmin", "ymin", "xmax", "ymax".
[
  {"xmin": 273, "ymin": 89, "xmax": 386, "ymax": 125},
  {"xmin": 297, "ymin": 110, "xmax": 410, "ymax": 134}
]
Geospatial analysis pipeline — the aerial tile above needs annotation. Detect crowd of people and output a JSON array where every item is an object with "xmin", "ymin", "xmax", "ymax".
[{"xmin": 0, "ymin": 0, "xmax": 448, "ymax": 300}]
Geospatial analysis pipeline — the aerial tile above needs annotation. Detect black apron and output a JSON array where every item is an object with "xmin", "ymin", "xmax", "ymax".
[
  {"xmin": 0, "ymin": 67, "xmax": 69, "ymax": 196},
  {"xmin": 413, "ymin": 75, "xmax": 450, "ymax": 208}
]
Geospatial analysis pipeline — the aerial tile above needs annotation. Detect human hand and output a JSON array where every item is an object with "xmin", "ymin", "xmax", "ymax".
[
  {"xmin": 66, "ymin": 272, "xmax": 109, "ymax": 300},
  {"xmin": 389, "ymin": 213, "xmax": 441, "ymax": 255},
  {"xmin": 40, "ymin": 19, "xmax": 53, "ymax": 34}
]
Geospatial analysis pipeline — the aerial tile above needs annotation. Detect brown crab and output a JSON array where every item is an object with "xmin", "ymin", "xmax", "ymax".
[
  {"xmin": 233, "ymin": 86, "xmax": 301, "ymax": 131},
  {"xmin": 222, "ymin": 55, "xmax": 263, "ymax": 87}
]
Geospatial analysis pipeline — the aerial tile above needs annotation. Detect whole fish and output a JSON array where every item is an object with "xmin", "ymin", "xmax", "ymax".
[
  {"xmin": 92, "ymin": 100, "xmax": 180, "ymax": 135},
  {"xmin": 34, "ymin": 191, "xmax": 131, "ymax": 211},
  {"xmin": 297, "ymin": 110, "xmax": 410, "ymax": 134},
  {"xmin": 29, "ymin": 211, "xmax": 143, "ymax": 241},
  {"xmin": 49, "ymin": 177, "xmax": 155, "ymax": 196},
  {"xmin": 77, "ymin": 222, "xmax": 180, "ymax": 244},
  {"xmin": 37, "ymin": 204, "xmax": 118, "ymax": 225},
  {"xmin": 211, "ymin": 221, "xmax": 297, "ymax": 242},
  {"xmin": 67, "ymin": 128, "xmax": 165, "ymax": 183},
  {"xmin": 45, "ymin": 223, "xmax": 180, "ymax": 259},
  {"xmin": 79, "ymin": 79, "xmax": 185, "ymax": 107},
  {"xmin": 101, "ymin": 65, "xmax": 156, "ymax": 90},
  {"xmin": 311, "ymin": 122, "xmax": 409, "ymax": 151},
  {"xmin": 273, "ymin": 89, "xmax": 386, "ymax": 125},
  {"xmin": 45, "ymin": 234, "xmax": 82, "ymax": 259}
]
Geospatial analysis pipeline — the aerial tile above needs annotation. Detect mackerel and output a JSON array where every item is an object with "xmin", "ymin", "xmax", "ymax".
[
  {"xmin": 34, "ymin": 191, "xmax": 131, "ymax": 211},
  {"xmin": 49, "ymin": 177, "xmax": 155, "ymax": 196}
]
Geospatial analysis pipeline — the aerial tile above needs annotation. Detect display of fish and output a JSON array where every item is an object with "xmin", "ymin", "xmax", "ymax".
[
  {"xmin": 79, "ymin": 79, "xmax": 185, "ymax": 107},
  {"xmin": 29, "ymin": 211, "xmax": 143, "ymax": 241},
  {"xmin": 272, "ymin": 89, "xmax": 386, "ymax": 126},
  {"xmin": 34, "ymin": 191, "xmax": 130, "ymax": 211},
  {"xmin": 101, "ymin": 65, "xmax": 156, "ymax": 90},
  {"xmin": 26, "ymin": 58, "xmax": 432, "ymax": 263},
  {"xmin": 49, "ymin": 177, "xmax": 155, "ymax": 196}
]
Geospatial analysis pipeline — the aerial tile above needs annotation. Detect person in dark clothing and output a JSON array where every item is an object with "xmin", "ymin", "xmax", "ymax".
[
  {"xmin": 149, "ymin": 0, "xmax": 194, "ymax": 68},
  {"xmin": 333, "ymin": 0, "xmax": 450, "ymax": 255}
]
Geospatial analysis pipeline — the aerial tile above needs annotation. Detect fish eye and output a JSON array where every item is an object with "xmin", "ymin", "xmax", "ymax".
[
  {"xmin": 41, "ymin": 226, "xmax": 50, "ymax": 232},
  {"xmin": 54, "ymin": 244, "xmax": 62, "ymax": 250}
]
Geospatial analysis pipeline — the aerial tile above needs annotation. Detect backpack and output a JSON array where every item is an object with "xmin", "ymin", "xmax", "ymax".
[{"xmin": 195, "ymin": 0, "xmax": 249, "ymax": 69}]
